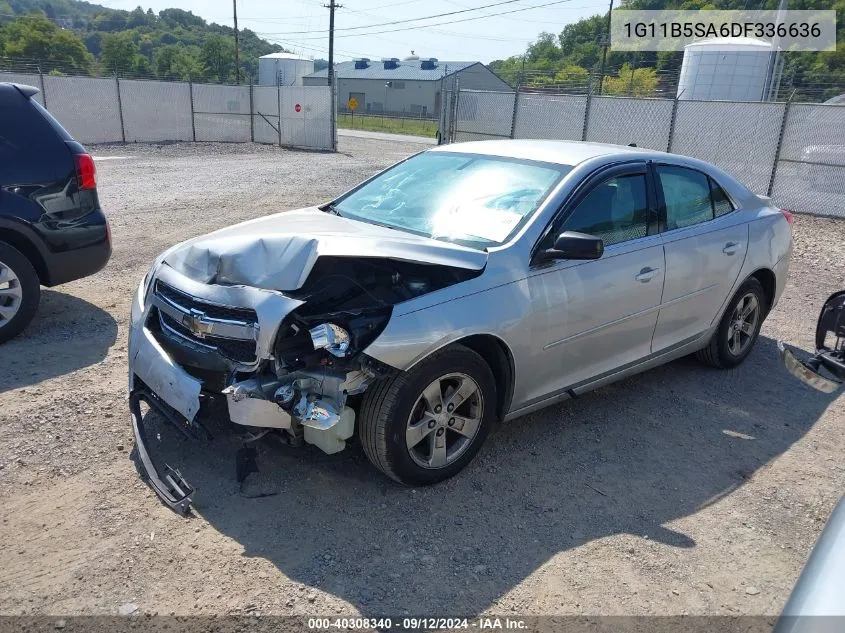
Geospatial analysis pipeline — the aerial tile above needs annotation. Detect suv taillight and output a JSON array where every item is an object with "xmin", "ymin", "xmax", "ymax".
[{"xmin": 75, "ymin": 153, "xmax": 97, "ymax": 190}]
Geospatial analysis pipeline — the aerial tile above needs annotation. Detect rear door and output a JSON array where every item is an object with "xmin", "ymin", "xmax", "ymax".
[
  {"xmin": 651, "ymin": 163, "xmax": 748, "ymax": 353},
  {"xmin": 524, "ymin": 162, "xmax": 665, "ymax": 405}
]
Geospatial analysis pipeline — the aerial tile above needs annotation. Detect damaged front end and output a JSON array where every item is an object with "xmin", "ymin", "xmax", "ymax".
[
  {"xmin": 779, "ymin": 290, "xmax": 845, "ymax": 394},
  {"xmin": 128, "ymin": 239, "xmax": 481, "ymax": 513}
]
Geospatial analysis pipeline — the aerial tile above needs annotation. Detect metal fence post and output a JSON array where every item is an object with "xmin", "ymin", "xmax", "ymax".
[
  {"xmin": 581, "ymin": 81, "xmax": 593, "ymax": 142},
  {"xmin": 38, "ymin": 64, "xmax": 47, "ymax": 108},
  {"xmin": 277, "ymin": 80, "xmax": 282, "ymax": 147},
  {"xmin": 666, "ymin": 93, "xmax": 680, "ymax": 153},
  {"xmin": 249, "ymin": 81, "xmax": 255, "ymax": 143},
  {"xmin": 767, "ymin": 92, "xmax": 794, "ymax": 197},
  {"xmin": 451, "ymin": 77, "xmax": 461, "ymax": 143},
  {"xmin": 115, "ymin": 74, "xmax": 126, "ymax": 143},
  {"xmin": 188, "ymin": 79, "xmax": 196, "ymax": 142},
  {"xmin": 509, "ymin": 82, "xmax": 521, "ymax": 139}
]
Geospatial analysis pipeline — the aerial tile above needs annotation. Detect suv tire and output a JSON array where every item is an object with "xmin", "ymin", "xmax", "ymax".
[{"xmin": 0, "ymin": 241, "xmax": 41, "ymax": 343}]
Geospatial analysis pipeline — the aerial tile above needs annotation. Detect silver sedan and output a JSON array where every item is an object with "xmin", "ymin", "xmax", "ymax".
[{"xmin": 128, "ymin": 140, "xmax": 793, "ymax": 511}]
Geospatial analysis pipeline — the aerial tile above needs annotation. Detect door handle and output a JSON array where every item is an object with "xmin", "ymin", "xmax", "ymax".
[
  {"xmin": 635, "ymin": 266, "xmax": 660, "ymax": 283},
  {"xmin": 722, "ymin": 241, "xmax": 741, "ymax": 255}
]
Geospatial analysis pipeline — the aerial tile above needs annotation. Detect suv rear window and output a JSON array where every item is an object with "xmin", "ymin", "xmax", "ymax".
[{"xmin": 0, "ymin": 86, "xmax": 71, "ymax": 178}]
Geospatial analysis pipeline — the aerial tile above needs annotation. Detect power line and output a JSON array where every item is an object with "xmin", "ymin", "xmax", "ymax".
[
  {"xmin": 255, "ymin": 0, "xmax": 542, "ymax": 36},
  {"xmin": 255, "ymin": 0, "xmax": 578, "ymax": 41}
]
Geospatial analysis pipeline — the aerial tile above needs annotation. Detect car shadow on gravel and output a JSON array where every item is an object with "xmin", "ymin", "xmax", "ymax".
[
  {"xmin": 0, "ymin": 289, "xmax": 118, "ymax": 393},
  {"xmin": 141, "ymin": 335, "xmax": 837, "ymax": 616}
]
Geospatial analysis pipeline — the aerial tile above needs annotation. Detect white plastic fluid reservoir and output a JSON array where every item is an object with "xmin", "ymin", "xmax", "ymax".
[{"xmin": 303, "ymin": 406, "xmax": 355, "ymax": 454}]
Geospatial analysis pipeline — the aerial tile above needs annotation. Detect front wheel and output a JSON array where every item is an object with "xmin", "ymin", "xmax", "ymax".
[
  {"xmin": 696, "ymin": 277, "xmax": 766, "ymax": 369},
  {"xmin": 358, "ymin": 345, "xmax": 497, "ymax": 485}
]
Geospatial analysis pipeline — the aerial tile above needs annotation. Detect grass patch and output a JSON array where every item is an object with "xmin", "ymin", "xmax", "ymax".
[{"xmin": 337, "ymin": 113, "xmax": 438, "ymax": 138}]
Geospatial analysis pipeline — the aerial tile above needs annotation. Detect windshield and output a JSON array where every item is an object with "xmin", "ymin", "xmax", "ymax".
[{"xmin": 333, "ymin": 152, "xmax": 568, "ymax": 248}]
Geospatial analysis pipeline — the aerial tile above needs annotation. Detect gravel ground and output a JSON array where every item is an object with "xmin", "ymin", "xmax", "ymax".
[{"xmin": 0, "ymin": 138, "xmax": 843, "ymax": 619}]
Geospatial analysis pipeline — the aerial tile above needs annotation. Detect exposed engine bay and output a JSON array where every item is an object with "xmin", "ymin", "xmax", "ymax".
[{"xmin": 218, "ymin": 257, "xmax": 479, "ymax": 453}]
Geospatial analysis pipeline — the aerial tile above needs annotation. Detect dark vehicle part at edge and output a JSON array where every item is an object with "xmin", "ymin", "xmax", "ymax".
[{"xmin": 779, "ymin": 290, "xmax": 845, "ymax": 393}]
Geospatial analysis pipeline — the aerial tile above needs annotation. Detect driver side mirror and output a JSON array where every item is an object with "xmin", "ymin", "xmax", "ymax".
[{"xmin": 534, "ymin": 231, "xmax": 604, "ymax": 264}]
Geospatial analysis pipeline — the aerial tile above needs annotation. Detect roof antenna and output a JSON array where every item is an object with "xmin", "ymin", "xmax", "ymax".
[{"xmin": 628, "ymin": 142, "xmax": 637, "ymax": 147}]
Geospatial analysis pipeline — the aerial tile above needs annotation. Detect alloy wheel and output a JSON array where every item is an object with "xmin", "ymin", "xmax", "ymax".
[
  {"xmin": 405, "ymin": 372, "xmax": 484, "ymax": 469},
  {"xmin": 0, "ymin": 259, "xmax": 22, "ymax": 329},
  {"xmin": 727, "ymin": 292, "xmax": 760, "ymax": 356}
]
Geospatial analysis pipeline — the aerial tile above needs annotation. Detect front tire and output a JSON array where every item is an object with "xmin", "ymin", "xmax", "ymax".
[
  {"xmin": 696, "ymin": 277, "xmax": 766, "ymax": 369},
  {"xmin": 358, "ymin": 345, "xmax": 497, "ymax": 485},
  {"xmin": 0, "ymin": 242, "xmax": 40, "ymax": 344}
]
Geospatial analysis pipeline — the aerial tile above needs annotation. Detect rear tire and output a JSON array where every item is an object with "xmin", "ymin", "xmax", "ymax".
[
  {"xmin": 358, "ymin": 345, "xmax": 496, "ymax": 485},
  {"xmin": 0, "ymin": 241, "xmax": 40, "ymax": 344},
  {"xmin": 696, "ymin": 277, "xmax": 766, "ymax": 369}
]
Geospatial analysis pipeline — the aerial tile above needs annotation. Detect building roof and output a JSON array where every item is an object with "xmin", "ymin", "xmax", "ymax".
[
  {"xmin": 305, "ymin": 60, "xmax": 477, "ymax": 81},
  {"xmin": 260, "ymin": 52, "xmax": 312, "ymax": 60}
]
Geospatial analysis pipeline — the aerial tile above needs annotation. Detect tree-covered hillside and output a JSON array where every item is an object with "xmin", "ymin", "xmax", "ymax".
[
  {"xmin": 490, "ymin": 0, "xmax": 845, "ymax": 102},
  {"xmin": 0, "ymin": 0, "xmax": 325, "ymax": 82}
]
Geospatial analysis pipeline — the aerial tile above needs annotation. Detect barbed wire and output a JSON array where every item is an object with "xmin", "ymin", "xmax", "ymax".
[{"xmin": 1, "ymin": 55, "xmax": 841, "ymax": 102}]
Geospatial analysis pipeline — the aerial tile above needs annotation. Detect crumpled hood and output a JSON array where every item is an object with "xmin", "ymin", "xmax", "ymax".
[{"xmin": 163, "ymin": 208, "xmax": 488, "ymax": 291}]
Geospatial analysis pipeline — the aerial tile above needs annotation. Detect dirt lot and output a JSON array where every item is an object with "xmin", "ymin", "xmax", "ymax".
[{"xmin": 0, "ymin": 138, "xmax": 843, "ymax": 619}]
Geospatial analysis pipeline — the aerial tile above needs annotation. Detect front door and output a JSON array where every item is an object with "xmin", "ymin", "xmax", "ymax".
[
  {"xmin": 524, "ymin": 163, "xmax": 665, "ymax": 406},
  {"xmin": 651, "ymin": 164, "xmax": 748, "ymax": 352}
]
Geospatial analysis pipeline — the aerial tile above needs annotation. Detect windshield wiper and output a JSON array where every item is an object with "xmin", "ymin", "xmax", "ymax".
[{"xmin": 321, "ymin": 203, "xmax": 343, "ymax": 217}]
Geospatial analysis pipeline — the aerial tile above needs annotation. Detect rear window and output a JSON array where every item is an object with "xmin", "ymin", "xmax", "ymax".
[{"xmin": 0, "ymin": 86, "xmax": 70, "ymax": 179}]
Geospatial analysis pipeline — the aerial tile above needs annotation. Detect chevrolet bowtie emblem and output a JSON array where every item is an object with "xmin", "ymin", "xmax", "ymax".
[{"xmin": 182, "ymin": 308, "xmax": 214, "ymax": 338}]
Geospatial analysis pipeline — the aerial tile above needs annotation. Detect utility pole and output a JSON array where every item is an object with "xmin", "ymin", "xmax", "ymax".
[
  {"xmin": 325, "ymin": 0, "xmax": 341, "ymax": 150},
  {"xmin": 233, "ymin": 0, "xmax": 240, "ymax": 83},
  {"xmin": 596, "ymin": 0, "xmax": 613, "ymax": 95}
]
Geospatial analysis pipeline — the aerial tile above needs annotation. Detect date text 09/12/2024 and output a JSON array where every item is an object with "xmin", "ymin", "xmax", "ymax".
[{"xmin": 307, "ymin": 617, "xmax": 528, "ymax": 630}]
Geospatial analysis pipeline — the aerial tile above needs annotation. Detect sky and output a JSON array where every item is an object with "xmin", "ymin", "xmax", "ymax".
[{"xmin": 92, "ymin": 0, "xmax": 611, "ymax": 63}]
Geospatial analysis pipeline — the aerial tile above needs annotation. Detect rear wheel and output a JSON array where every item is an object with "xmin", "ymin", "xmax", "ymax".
[
  {"xmin": 0, "ymin": 242, "xmax": 40, "ymax": 344},
  {"xmin": 358, "ymin": 345, "xmax": 496, "ymax": 485},
  {"xmin": 696, "ymin": 277, "xmax": 766, "ymax": 369}
]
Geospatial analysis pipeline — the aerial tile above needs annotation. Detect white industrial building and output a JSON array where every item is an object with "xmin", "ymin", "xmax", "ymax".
[
  {"xmin": 303, "ymin": 55, "xmax": 511, "ymax": 116},
  {"xmin": 677, "ymin": 37, "xmax": 782, "ymax": 102},
  {"xmin": 258, "ymin": 52, "xmax": 315, "ymax": 87}
]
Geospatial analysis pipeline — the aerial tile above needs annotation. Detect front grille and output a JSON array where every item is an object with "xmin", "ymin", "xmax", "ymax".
[
  {"xmin": 158, "ymin": 311, "xmax": 257, "ymax": 363},
  {"xmin": 155, "ymin": 281, "xmax": 257, "ymax": 322},
  {"xmin": 152, "ymin": 280, "xmax": 259, "ymax": 364}
]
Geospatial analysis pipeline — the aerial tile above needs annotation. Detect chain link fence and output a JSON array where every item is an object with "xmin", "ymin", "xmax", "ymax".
[
  {"xmin": 445, "ymin": 88, "xmax": 845, "ymax": 218},
  {"xmin": 1, "ymin": 71, "xmax": 334, "ymax": 151}
]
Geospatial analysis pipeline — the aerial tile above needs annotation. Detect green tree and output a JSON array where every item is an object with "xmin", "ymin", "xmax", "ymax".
[
  {"xmin": 200, "ymin": 34, "xmax": 234, "ymax": 82},
  {"xmin": 1, "ymin": 14, "xmax": 92, "ymax": 71},
  {"xmin": 602, "ymin": 64, "xmax": 659, "ymax": 96},
  {"xmin": 100, "ymin": 31, "xmax": 138, "ymax": 72},
  {"xmin": 153, "ymin": 43, "xmax": 201, "ymax": 80}
]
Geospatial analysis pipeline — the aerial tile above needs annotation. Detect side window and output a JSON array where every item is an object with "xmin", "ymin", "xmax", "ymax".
[
  {"xmin": 657, "ymin": 165, "xmax": 713, "ymax": 230},
  {"xmin": 561, "ymin": 174, "xmax": 649, "ymax": 247},
  {"xmin": 710, "ymin": 177, "xmax": 734, "ymax": 217}
]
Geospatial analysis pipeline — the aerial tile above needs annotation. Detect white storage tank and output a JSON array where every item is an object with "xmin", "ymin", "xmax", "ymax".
[
  {"xmin": 677, "ymin": 37, "xmax": 779, "ymax": 102},
  {"xmin": 258, "ymin": 53, "xmax": 315, "ymax": 86}
]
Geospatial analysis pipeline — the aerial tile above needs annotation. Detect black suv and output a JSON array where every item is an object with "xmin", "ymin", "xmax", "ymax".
[{"xmin": 0, "ymin": 82, "xmax": 111, "ymax": 343}]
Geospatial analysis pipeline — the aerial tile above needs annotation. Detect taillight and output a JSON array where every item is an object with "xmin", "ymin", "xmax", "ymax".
[
  {"xmin": 780, "ymin": 209, "xmax": 795, "ymax": 225},
  {"xmin": 74, "ymin": 153, "xmax": 97, "ymax": 190}
]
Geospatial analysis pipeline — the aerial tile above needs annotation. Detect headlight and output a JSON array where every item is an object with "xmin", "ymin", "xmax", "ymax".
[
  {"xmin": 137, "ymin": 263, "xmax": 156, "ymax": 310},
  {"xmin": 309, "ymin": 323, "xmax": 351, "ymax": 357}
]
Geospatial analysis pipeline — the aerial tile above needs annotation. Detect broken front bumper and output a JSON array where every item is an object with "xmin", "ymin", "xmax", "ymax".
[
  {"xmin": 129, "ymin": 387, "xmax": 196, "ymax": 515},
  {"xmin": 778, "ymin": 342, "xmax": 842, "ymax": 394}
]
